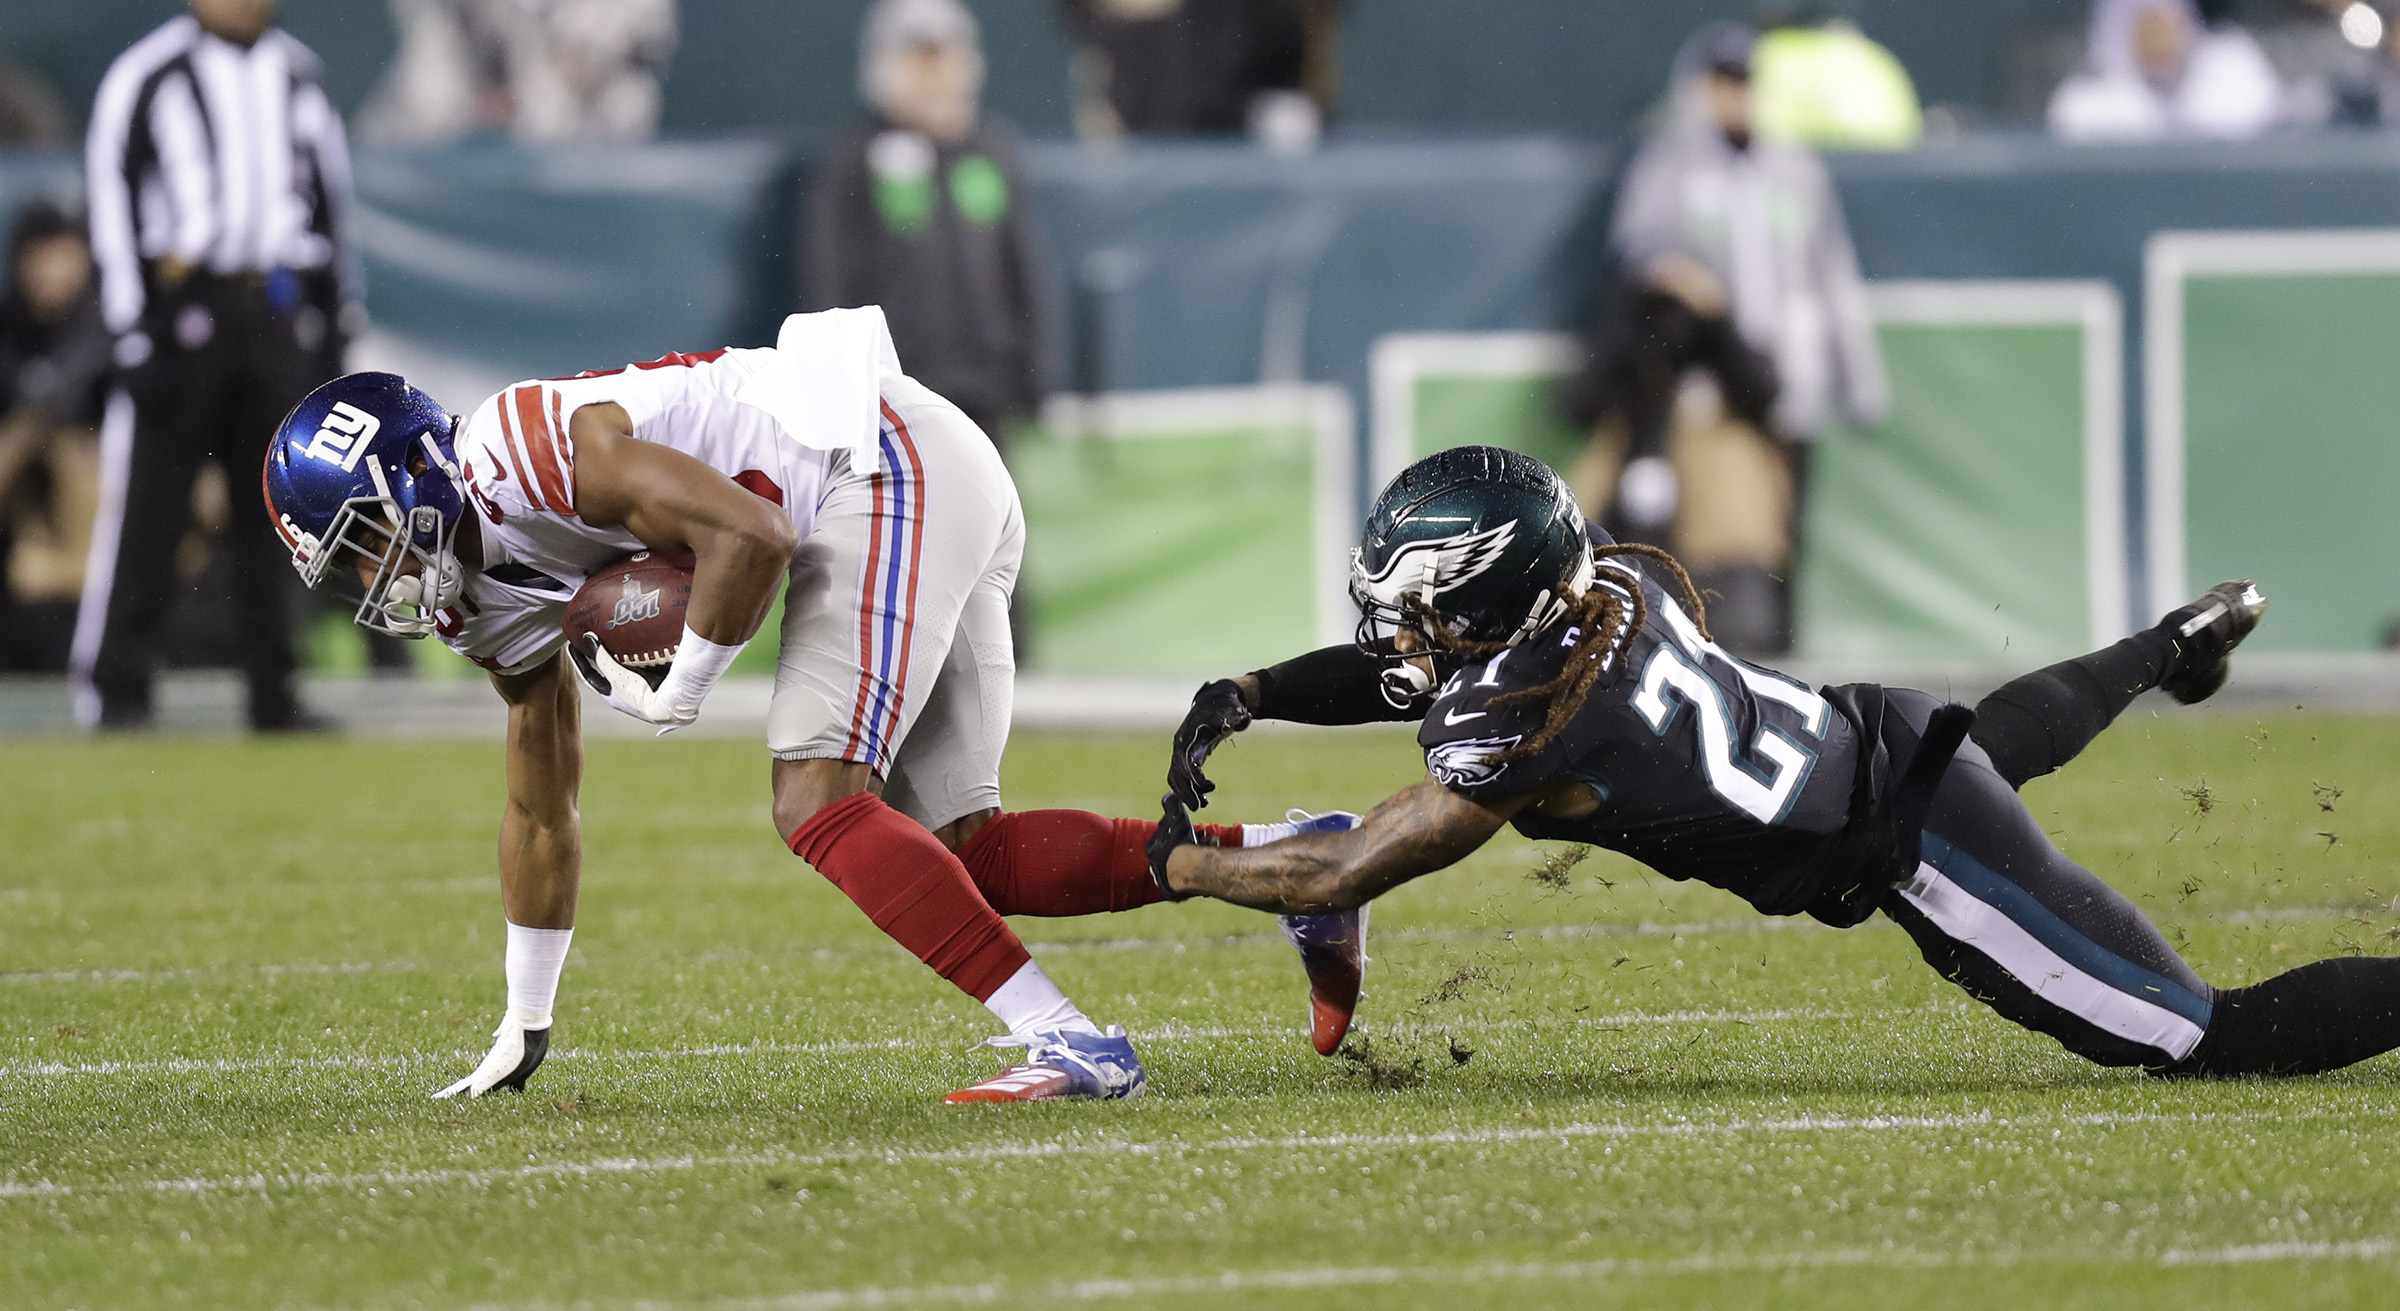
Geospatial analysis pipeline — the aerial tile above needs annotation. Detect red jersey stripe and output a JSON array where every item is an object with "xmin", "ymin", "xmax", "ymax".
[
  {"xmin": 547, "ymin": 390, "xmax": 577, "ymax": 512},
  {"xmin": 493, "ymin": 389, "xmax": 544, "ymax": 511},
  {"xmin": 556, "ymin": 347, "xmax": 733, "ymax": 381},
  {"xmin": 514, "ymin": 386, "xmax": 573, "ymax": 513}
]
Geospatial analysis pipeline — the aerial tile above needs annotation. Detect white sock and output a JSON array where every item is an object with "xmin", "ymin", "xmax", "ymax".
[
  {"xmin": 982, "ymin": 960, "xmax": 1100, "ymax": 1037},
  {"xmin": 504, "ymin": 922, "xmax": 573, "ymax": 1030},
  {"xmin": 1242, "ymin": 819, "xmax": 1300, "ymax": 846}
]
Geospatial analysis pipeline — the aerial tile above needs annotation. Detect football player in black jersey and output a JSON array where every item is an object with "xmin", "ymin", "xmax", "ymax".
[{"xmin": 1146, "ymin": 445, "xmax": 2400, "ymax": 1079}]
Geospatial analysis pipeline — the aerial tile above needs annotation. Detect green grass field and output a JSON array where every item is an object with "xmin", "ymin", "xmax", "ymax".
[{"xmin": 6, "ymin": 708, "xmax": 2400, "ymax": 1309}]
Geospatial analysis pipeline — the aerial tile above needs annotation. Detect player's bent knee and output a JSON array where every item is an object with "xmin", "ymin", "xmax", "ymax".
[
  {"xmin": 771, "ymin": 757, "xmax": 883, "ymax": 845},
  {"xmin": 928, "ymin": 806, "xmax": 1001, "ymax": 853}
]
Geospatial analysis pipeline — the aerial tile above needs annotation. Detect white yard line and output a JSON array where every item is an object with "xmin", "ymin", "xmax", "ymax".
[
  {"xmin": 10, "ymin": 902, "xmax": 2375, "ymax": 988},
  {"xmin": 10, "ymin": 901, "xmax": 2377, "ymax": 989},
  {"xmin": 0, "ymin": 960, "xmax": 423, "ymax": 985},
  {"xmin": 2158, "ymin": 1238, "xmax": 2396, "ymax": 1266},
  {"xmin": 475, "ymin": 1235, "xmax": 2399, "ymax": 1310},
  {"xmin": 0, "ymin": 918, "xmax": 1791, "ymax": 985},
  {"xmin": 0, "ymin": 1008, "xmax": 1865, "ymax": 1081},
  {"xmin": 4, "ymin": 1105, "xmax": 2382, "ymax": 1204}
]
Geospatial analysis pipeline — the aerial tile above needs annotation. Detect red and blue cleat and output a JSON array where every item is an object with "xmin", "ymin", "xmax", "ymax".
[
  {"xmin": 944, "ymin": 1024, "xmax": 1147, "ymax": 1104},
  {"xmin": 1272, "ymin": 811, "xmax": 1369, "ymax": 1056}
]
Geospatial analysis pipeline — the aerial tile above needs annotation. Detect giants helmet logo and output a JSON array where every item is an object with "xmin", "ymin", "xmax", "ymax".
[
  {"xmin": 302, "ymin": 402, "xmax": 382, "ymax": 472},
  {"xmin": 609, "ymin": 576, "xmax": 662, "ymax": 629}
]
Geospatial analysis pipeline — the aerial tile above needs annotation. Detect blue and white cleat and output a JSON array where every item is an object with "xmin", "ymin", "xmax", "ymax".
[
  {"xmin": 1269, "ymin": 810, "xmax": 1370, "ymax": 1056},
  {"xmin": 944, "ymin": 1024, "xmax": 1147, "ymax": 1104}
]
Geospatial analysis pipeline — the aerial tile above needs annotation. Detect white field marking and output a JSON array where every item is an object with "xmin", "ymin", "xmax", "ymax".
[
  {"xmin": 9, "ymin": 904, "xmax": 2375, "ymax": 989},
  {"xmin": 0, "ymin": 960, "xmax": 422, "ymax": 985},
  {"xmin": 0, "ymin": 1007, "xmax": 1870, "ymax": 1082},
  {"xmin": 6, "ymin": 1105, "xmax": 2387, "ymax": 1204},
  {"xmin": 478, "ymin": 1234, "xmax": 2400, "ymax": 1311},
  {"xmin": 0, "ymin": 918, "xmax": 1806, "ymax": 986},
  {"xmin": 1027, "ymin": 916, "xmax": 1826, "ymax": 955},
  {"xmin": 2159, "ymin": 1238, "xmax": 2397, "ymax": 1266},
  {"xmin": 2214, "ymin": 905, "xmax": 2387, "ymax": 926}
]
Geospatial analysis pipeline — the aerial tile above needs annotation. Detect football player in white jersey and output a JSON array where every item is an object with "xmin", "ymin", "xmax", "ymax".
[{"xmin": 264, "ymin": 308, "xmax": 1363, "ymax": 1103}]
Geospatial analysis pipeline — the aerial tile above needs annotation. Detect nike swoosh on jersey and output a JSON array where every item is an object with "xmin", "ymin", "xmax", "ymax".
[{"xmin": 1443, "ymin": 707, "xmax": 1487, "ymax": 725}]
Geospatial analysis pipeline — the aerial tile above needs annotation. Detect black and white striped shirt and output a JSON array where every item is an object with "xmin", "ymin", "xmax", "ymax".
[{"xmin": 84, "ymin": 14, "xmax": 357, "ymax": 338}]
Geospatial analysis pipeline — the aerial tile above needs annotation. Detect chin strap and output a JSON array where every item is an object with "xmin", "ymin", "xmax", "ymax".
[{"xmin": 1378, "ymin": 659, "xmax": 1435, "ymax": 709}]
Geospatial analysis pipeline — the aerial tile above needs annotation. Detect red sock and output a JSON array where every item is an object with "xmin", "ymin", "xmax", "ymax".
[
  {"xmin": 955, "ymin": 810, "xmax": 1244, "ymax": 917},
  {"xmin": 786, "ymin": 792, "xmax": 1029, "ymax": 1002}
]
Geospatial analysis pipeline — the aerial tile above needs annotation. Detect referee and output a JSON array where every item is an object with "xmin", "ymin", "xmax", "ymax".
[{"xmin": 74, "ymin": 0, "xmax": 358, "ymax": 731}]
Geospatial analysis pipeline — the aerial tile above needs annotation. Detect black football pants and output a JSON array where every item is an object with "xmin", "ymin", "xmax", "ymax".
[
  {"xmin": 1878, "ymin": 688, "xmax": 2400, "ymax": 1076},
  {"xmin": 75, "ymin": 274, "xmax": 333, "ymax": 729}
]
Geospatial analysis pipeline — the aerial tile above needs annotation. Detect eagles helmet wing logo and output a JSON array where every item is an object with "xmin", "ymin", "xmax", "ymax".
[
  {"xmin": 609, "ymin": 576, "xmax": 662, "ymax": 629},
  {"xmin": 1356, "ymin": 521, "xmax": 1518, "ymax": 608},
  {"xmin": 1425, "ymin": 735, "xmax": 1523, "ymax": 788}
]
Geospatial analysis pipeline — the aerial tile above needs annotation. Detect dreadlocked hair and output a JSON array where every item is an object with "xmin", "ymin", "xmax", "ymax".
[{"xmin": 1417, "ymin": 541, "xmax": 1710, "ymax": 761}]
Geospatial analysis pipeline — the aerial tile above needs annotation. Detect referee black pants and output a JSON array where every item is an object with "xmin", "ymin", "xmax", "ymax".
[{"xmin": 74, "ymin": 274, "xmax": 333, "ymax": 729}]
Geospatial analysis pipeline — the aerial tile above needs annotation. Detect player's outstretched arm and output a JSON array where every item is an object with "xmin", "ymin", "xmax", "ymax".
[
  {"xmin": 566, "ymin": 402, "xmax": 797, "ymax": 729},
  {"xmin": 1169, "ymin": 643, "xmax": 1437, "ymax": 808},
  {"xmin": 438, "ymin": 653, "xmax": 585, "ymax": 1099},
  {"xmin": 1160, "ymin": 778, "xmax": 1528, "ymax": 914}
]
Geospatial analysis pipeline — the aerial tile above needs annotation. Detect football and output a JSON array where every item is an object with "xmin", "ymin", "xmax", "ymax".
[{"xmin": 563, "ymin": 550, "xmax": 694, "ymax": 688}]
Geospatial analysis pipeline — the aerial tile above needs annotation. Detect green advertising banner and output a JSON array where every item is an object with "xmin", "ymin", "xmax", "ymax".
[
  {"xmin": 1370, "ymin": 282, "xmax": 2126, "ymax": 663},
  {"xmin": 2148, "ymin": 231, "xmax": 2400, "ymax": 653},
  {"xmin": 1016, "ymin": 387, "xmax": 1355, "ymax": 676}
]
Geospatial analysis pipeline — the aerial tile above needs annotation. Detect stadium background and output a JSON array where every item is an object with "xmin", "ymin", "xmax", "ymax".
[
  {"xmin": 2, "ymin": 0, "xmax": 2395, "ymax": 700},
  {"xmin": 8, "ymin": 7, "xmax": 2400, "ymax": 1309}
]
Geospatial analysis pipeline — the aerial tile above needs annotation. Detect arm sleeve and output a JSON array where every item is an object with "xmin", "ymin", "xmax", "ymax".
[{"xmin": 1248, "ymin": 642, "xmax": 1431, "ymax": 726}]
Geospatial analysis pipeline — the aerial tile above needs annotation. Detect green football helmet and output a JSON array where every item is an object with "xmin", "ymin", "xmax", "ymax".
[{"xmin": 1350, "ymin": 445, "xmax": 1596, "ymax": 651}]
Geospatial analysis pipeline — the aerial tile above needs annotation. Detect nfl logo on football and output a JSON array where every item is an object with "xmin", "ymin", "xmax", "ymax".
[{"xmin": 610, "ymin": 576, "xmax": 662, "ymax": 630}]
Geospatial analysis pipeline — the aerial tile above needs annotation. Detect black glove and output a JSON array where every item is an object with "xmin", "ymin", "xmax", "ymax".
[
  {"xmin": 1168, "ymin": 678, "xmax": 1253, "ymax": 809},
  {"xmin": 1146, "ymin": 792, "xmax": 1208, "ymax": 901}
]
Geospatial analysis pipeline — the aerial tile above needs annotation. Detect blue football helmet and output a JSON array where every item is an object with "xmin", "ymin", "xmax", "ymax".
[{"xmin": 263, "ymin": 372, "xmax": 468, "ymax": 637}]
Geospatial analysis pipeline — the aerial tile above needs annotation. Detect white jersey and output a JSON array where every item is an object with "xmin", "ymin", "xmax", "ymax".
[{"xmin": 432, "ymin": 347, "xmax": 838, "ymax": 675}]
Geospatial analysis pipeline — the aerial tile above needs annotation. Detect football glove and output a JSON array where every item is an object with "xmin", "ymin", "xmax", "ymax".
[
  {"xmin": 571, "ymin": 633, "xmax": 698, "ymax": 734},
  {"xmin": 1168, "ymin": 678, "xmax": 1253, "ymax": 809},
  {"xmin": 1146, "ymin": 792, "xmax": 1198, "ymax": 901},
  {"xmin": 433, "ymin": 1019, "xmax": 552, "ymax": 1099}
]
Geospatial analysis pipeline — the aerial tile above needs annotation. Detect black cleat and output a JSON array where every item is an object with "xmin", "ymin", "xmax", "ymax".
[
  {"xmin": 2158, "ymin": 580, "xmax": 2267, "ymax": 705},
  {"xmin": 433, "ymin": 1024, "xmax": 552, "ymax": 1099},
  {"xmin": 495, "ymin": 1026, "xmax": 550, "ymax": 1092}
]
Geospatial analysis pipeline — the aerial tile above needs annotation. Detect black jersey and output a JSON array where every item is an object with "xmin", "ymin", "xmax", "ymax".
[{"xmin": 1417, "ymin": 562, "xmax": 1868, "ymax": 917}]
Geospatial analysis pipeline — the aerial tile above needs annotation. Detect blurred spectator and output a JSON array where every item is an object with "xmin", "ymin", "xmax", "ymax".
[
  {"xmin": 1558, "ymin": 23, "xmax": 1885, "ymax": 655},
  {"xmin": 2322, "ymin": 2, "xmax": 2400, "ymax": 123},
  {"xmin": 359, "ymin": 0, "xmax": 674, "ymax": 144},
  {"xmin": 2250, "ymin": 0, "xmax": 2372, "ymax": 86},
  {"xmin": 500, "ymin": 0, "xmax": 676, "ymax": 142},
  {"xmin": 0, "ymin": 202, "xmax": 110, "ymax": 671},
  {"xmin": 806, "ymin": 0, "xmax": 1048, "ymax": 448},
  {"xmin": 2048, "ymin": 0, "xmax": 2284, "ymax": 140},
  {"xmin": 1751, "ymin": 16, "xmax": 1923, "ymax": 149},
  {"xmin": 357, "ymin": 0, "xmax": 509, "ymax": 143},
  {"xmin": 0, "ymin": 51, "xmax": 70, "ymax": 145},
  {"xmin": 1059, "ymin": 0, "xmax": 1341, "ymax": 150}
]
